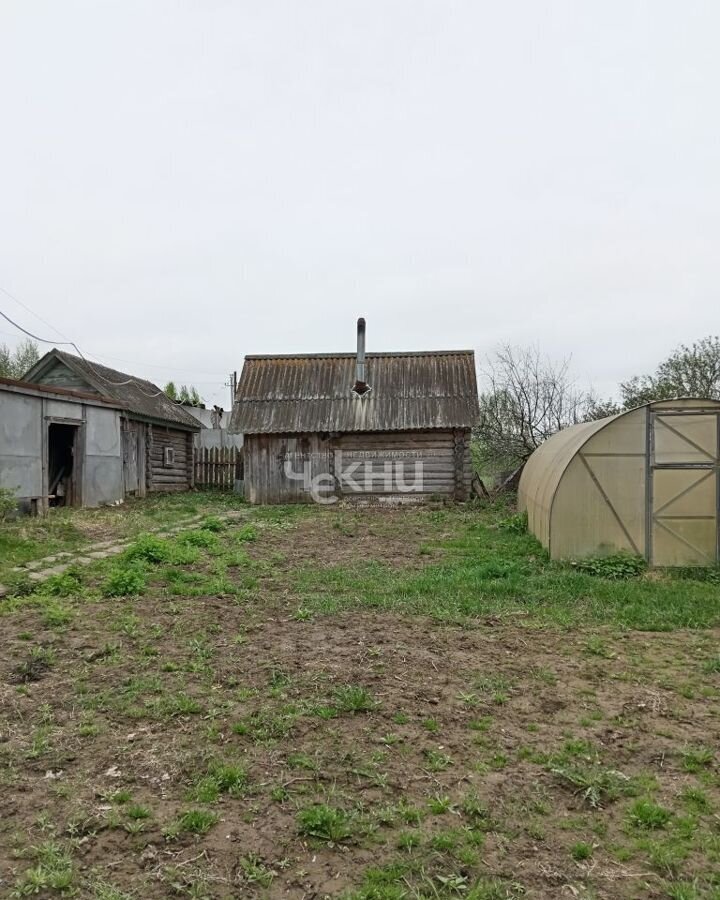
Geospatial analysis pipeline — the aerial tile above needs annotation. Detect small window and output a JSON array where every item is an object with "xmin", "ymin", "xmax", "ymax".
[{"xmin": 164, "ymin": 446, "xmax": 175, "ymax": 467}]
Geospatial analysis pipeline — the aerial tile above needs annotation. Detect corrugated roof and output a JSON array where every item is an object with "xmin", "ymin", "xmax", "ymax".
[
  {"xmin": 0, "ymin": 375, "xmax": 121, "ymax": 405},
  {"xmin": 24, "ymin": 350, "xmax": 200, "ymax": 430},
  {"xmin": 230, "ymin": 351, "xmax": 480, "ymax": 433}
]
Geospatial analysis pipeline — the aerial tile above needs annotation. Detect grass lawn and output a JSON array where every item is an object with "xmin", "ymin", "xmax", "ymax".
[{"xmin": 1, "ymin": 494, "xmax": 719, "ymax": 899}]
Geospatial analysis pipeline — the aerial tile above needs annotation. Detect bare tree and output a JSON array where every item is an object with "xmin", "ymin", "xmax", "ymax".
[{"xmin": 476, "ymin": 345, "xmax": 593, "ymax": 470}]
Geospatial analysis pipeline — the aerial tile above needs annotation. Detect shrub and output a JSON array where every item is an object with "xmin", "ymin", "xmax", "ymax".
[
  {"xmin": 41, "ymin": 567, "xmax": 84, "ymax": 597},
  {"xmin": 104, "ymin": 563, "xmax": 147, "ymax": 597},
  {"xmin": 0, "ymin": 486, "xmax": 18, "ymax": 520},
  {"xmin": 180, "ymin": 529, "xmax": 219, "ymax": 549},
  {"xmin": 570, "ymin": 552, "xmax": 646, "ymax": 579}
]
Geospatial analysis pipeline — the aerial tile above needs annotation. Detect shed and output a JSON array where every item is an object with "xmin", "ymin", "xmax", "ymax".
[
  {"xmin": 518, "ymin": 398, "xmax": 720, "ymax": 566},
  {"xmin": 24, "ymin": 350, "xmax": 200, "ymax": 496},
  {"xmin": 0, "ymin": 376, "xmax": 125, "ymax": 513},
  {"xmin": 230, "ymin": 319, "xmax": 480, "ymax": 504}
]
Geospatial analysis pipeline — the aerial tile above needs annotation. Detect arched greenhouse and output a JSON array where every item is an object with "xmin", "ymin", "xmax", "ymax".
[{"xmin": 518, "ymin": 399, "xmax": 720, "ymax": 567}]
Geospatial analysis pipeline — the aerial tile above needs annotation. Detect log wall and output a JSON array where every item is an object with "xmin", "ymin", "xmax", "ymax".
[
  {"xmin": 146, "ymin": 425, "xmax": 194, "ymax": 493},
  {"xmin": 244, "ymin": 429, "xmax": 472, "ymax": 504}
]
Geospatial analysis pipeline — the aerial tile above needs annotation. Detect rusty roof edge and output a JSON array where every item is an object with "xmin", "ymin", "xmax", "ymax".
[
  {"xmin": 0, "ymin": 375, "xmax": 125, "ymax": 407},
  {"xmin": 234, "ymin": 395, "xmax": 479, "ymax": 403},
  {"xmin": 243, "ymin": 350, "xmax": 476, "ymax": 360}
]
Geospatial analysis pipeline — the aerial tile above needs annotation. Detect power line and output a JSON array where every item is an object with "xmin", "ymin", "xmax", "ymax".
[
  {"xmin": 0, "ymin": 283, "xmax": 72, "ymax": 343},
  {"xmin": 0, "ymin": 284, "xmax": 227, "ymax": 380},
  {"xmin": 0, "ymin": 305, "xmax": 167, "ymax": 399},
  {"xmin": 0, "ymin": 282, "xmax": 234, "ymax": 407}
]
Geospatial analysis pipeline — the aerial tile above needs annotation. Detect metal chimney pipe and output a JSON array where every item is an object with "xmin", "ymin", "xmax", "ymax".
[{"xmin": 356, "ymin": 317, "xmax": 366, "ymax": 386}]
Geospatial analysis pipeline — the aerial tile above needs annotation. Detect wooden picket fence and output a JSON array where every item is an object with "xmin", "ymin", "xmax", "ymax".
[{"xmin": 194, "ymin": 446, "xmax": 243, "ymax": 490}]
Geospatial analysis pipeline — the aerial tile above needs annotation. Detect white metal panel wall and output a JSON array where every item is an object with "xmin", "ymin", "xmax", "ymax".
[
  {"xmin": 84, "ymin": 406, "xmax": 123, "ymax": 506},
  {"xmin": 0, "ymin": 391, "xmax": 43, "ymax": 499}
]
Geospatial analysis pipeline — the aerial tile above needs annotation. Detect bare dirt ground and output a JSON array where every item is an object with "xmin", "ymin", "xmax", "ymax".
[{"xmin": 1, "ymin": 504, "xmax": 719, "ymax": 899}]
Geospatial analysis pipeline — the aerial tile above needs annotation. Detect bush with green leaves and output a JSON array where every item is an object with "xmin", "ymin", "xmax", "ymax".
[
  {"xmin": 124, "ymin": 534, "xmax": 174, "ymax": 565},
  {"xmin": 570, "ymin": 552, "xmax": 646, "ymax": 580},
  {"xmin": 0, "ymin": 486, "xmax": 18, "ymax": 520},
  {"xmin": 41, "ymin": 567, "xmax": 84, "ymax": 598},
  {"xmin": 103, "ymin": 563, "xmax": 147, "ymax": 597},
  {"xmin": 180, "ymin": 528, "xmax": 219, "ymax": 549}
]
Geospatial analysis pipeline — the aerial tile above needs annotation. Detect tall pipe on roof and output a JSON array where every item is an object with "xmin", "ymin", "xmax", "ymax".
[
  {"xmin": 356, "ymin": 317, "xmax": 366, "ymax": 383},
  {"xmin": 353, "ymin": 317, "xmax": 370, "ymax": 395}
]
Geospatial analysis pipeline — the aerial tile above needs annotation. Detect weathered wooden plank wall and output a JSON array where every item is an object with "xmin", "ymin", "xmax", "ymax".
[
  {"xmin": 243, "ymin": 429, "xmax": 472, "ymax": 504},
  {"xmin": 193, "ymin": 446, "xmax": 243, "ymax": 490}
]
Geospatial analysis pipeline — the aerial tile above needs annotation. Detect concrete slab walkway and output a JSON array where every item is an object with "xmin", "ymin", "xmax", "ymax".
[{"xmin": 0, "ymin": 510, "xmax": 249, "ymax": 598}]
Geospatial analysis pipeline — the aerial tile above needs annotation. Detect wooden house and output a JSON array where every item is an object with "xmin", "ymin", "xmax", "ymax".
[
  {"xmin": 24, "ymin": 350, "xmax": 200, "ymax": 496},
  {"xmin": 229, "ymin": 319, "xmax": 479, "ymax": 504}
]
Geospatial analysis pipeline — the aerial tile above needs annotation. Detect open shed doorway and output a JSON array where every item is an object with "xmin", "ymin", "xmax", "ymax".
[{"xmin": 48, "ymin": 423, "xmax": 80, "ymax": 507}]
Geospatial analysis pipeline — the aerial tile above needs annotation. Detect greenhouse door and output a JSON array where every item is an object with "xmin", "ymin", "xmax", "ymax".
[{"xmin": 649, "ymin": 409, "xmax": 719, "ymax": 566}]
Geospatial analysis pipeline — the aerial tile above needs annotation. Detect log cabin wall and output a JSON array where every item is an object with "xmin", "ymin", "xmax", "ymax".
[
  {"xmin": 146, "ymin": 424, "xmax": 194, "ymax": 492},
  {"xmin": 243, "ymin": 429, "xmax": 472, "ymax": 504}
]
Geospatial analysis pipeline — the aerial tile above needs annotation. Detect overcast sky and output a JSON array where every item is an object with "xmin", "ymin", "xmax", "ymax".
[{"xmin": 1, "ymin": 1, "xmax": 718, "ymax": 408}]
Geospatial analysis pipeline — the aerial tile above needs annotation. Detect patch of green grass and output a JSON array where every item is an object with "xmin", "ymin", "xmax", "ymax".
[
  {"xmin": 550, "ymin": 762, "xmax": 639, "ymax": 808},
  {"xmin": 11, "ymin": 645, "xmax": 55, "ymax": 683},
  {"xmin": 125, "ymin": 804, "xmax": 151, "ymax": 820},
  {"xmin": 103, "ymin": 562, "xmax": 147, "ymax": 597},
  {"xmin": 427, "ymin": 794, "xmax": 453, "ymax": 815},
  {"xmin": 680, "ymin": 746, "xmax": 714, "ymax": 773},
  {"xmin": 189, "ymin": 762, "xmax": 248, "ymax": 802},
  {"xmin": 627, "ymin": 799, "xmax": 672, "ymax": 830},
  {"xmin": 200, "ymin": 515, "xmax": 225, "ymax": 533},
  {"xmin": 236, "ymin": 524, "xmax": 258, "ymax": 542},
  {"xmin": 232, "ymin": 708, "xmax": 296, "ymax": 742},
  {"xmin": 570, "ymin": 841, "xmax": 593, "ymax": 860},
  {"xmin": 238, "ymin": 853, "xmax": 274, "ymax": 887},
  {"xmin": 333, "ymin": 684, "xmax": 377, "ymax": 713},
  {"xmin": 160, "ymin": 692, "xmax": 203, "ymax": 717},
  {"xmin": 124, "ymin": 533, "xmax": 174, "ymax": 564},
  {"xmin": 703, "ymin": 656, "xmax": 720, "ymax": 674},
  {"xmin": 423, "ymin": 748, "xmax": 452, "ymax": 772},
  {"xmin": 680, "ymin": 786, "xmax": 711, "ymax": 813},
  {"xmin": 89, "ymin": 880, "xmax": 135, "ymax": 900},
  {"xmin": 497, "ymin": 511, "xmax": 528, "ymax": 534},
  {"xmin": 12, "ymin": 841, "xmax": 75, "ymax": 895},
  {"xmin": 297, "ymin": 803, "xmax": 353, "ymax": 843},
  {"xmin": 291, "ymin": 508, "xmax": 720, "ymax": 629},
  {"xmin": 41, "ymin": 567, "xmax": 85, "ymax": 598},
  {"xmin": 570, "ymin": 552, "xmax": 646, "ymax": 580},
  {"xmin": 584, "ymin": 635, "xmax": 615, "ymax": 658},
  {"xmin": 165, "ymin": 808, "xmax": 219, "ymax": 838}
]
